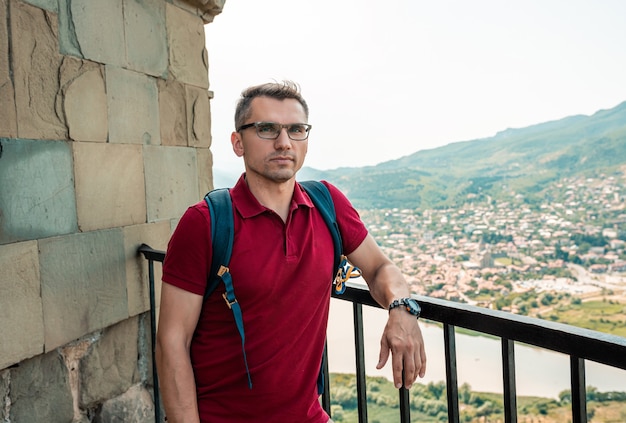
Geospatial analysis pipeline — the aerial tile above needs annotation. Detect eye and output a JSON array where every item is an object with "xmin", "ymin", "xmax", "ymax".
[
  {"xmin": 257, "ymin": 122, "xmax": 278, "ymax": 133},
  {"xmin": 288, "ymin": 124, "xmax": 307, "ymax": 134}
]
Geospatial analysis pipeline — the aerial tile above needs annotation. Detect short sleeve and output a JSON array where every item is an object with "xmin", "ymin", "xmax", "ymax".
[
  {"xmin": 162, "ymin": 202, "xmax": 212, "ymax": 296},
  {"xmin": 322, "ymin": 181, "xmax": 369, "ymax": 255}
]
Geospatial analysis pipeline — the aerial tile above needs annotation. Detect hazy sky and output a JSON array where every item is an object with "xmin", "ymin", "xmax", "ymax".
[{"xmin": 205, "ymin": 0, "xmax": 626, "ymax": 173}]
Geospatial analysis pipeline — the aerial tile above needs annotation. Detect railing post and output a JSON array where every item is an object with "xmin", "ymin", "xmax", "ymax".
[
  {"xmin": 571, "ymin": 356, "xmax": 587, "ymax": 423},
  {"xmin": 321, "ymin": 344, "xmax": 331, "ymax": 416},
  {"xmin": 443, "ymin": 324, "xmax": 460, "ymax": 423},
  {"xmin": 501, "ymin": 338, "xmax": 517, "ymax": 423},
  {"xmin": 138, "ymin": 244, "xmax": 164, "ymax": 423},
  {"xmin": 353, "ymin": 303, "xmax": 368, "ymax": 423},
  {"xmin": 148, "ymin": 258, "xmax": 162, "ymax": 423},
  {"xmin": 399, "ymin": 385, "xmax": 411, "ymax": 423}
]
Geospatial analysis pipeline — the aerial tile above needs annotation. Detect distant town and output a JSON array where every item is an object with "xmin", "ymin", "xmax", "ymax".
[{"xmin": 360, "ymin": 172, "xmax": 626, "ymax": 319}]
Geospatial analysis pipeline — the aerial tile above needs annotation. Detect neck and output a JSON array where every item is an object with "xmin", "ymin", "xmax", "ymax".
[{"xmin": 244, "ymin": 174, "xmax": 295, "ymax": 222}]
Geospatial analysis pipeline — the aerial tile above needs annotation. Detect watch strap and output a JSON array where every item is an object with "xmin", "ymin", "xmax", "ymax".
[{"xmin": 389, "ymin": 297, "xmax": 421, "ymax": 318}]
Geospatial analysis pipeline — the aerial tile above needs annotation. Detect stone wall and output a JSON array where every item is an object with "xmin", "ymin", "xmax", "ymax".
[{"xmin": 0, "ymin": 0, "xmax": 224, "ymax": 421}]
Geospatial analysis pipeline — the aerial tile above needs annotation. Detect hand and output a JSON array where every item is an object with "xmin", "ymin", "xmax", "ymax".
[{"xmin": 376, "ymin": 309, "xmax": 427, "ymax": 389}]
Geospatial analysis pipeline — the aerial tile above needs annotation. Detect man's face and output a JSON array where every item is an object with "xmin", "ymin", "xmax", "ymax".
[{"xmin": 232, "ymin": 97, "xmax": 309, "ymax": 184}]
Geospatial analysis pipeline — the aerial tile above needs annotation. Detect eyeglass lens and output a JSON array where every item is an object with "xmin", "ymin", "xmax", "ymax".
[{"xmin": 256, "ymin": 122, "xmax": 310, "ymax": 140}]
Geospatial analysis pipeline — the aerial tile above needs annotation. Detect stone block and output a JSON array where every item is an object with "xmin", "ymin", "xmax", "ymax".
[
  {"xmin": 0, "ymin": 138, "xmax": 78, "ymax": 245},
  {"xmin": 158, "ymin": 78, "xmax": 188, "ymax": 146},
  {"xmin": 172, "ymin": 0, "xmax": 224, "ymax": 23},
  {"xmin": 0, "ymin": 241, "xmax": 44, "ymax": 369},
  {"xmin": 58, "ymin": 0, "xmax": 126, "ymax": 67},
  {"xmin": 106, "ymin": 66, "xmax": 161, "ymax": 145},
  {"xmin": 39, "ymin": 229, "xmax": 128, "ymax": 351},
  {"xmin": 0, "ymin": 0, "xmax": 16, "ymax": 138},
  {"xmin": 124, "ymin": 0, "xmax": 168, "ymax": 78},
  {"xmin": 186, "ymin": 85, "xmax": 211, "ymax": 148},
  {"xmin": 11, "ymin": 0, "xmax": 66, "ymax": 140},
  {"xmin": 166, "ymin": 3, "xmax": 209, "ymax": 89},
  {"xmin": 60, "ymin": 57, "xmax": 108, "ymax": 142},
  {"xmin": 9, "ymin": 350, "xmax": 74, "ymax": 423},
  {"xmin": 22, "ymin": 0, "xmax": 57, "ymax": 12},
  {"xmin": 97, "ymin": 384, "xmax": 155, "ymax": 422},
  {"xmin": 80, "ymin": 317, "xmax": 139, "ymax": 407},
  {"xmin": 197, "ymin": 147, "xmax": 214, "ymax": 195},
  {"xmin": 144, "ymin": 145, "xmax": 199, "ymax": 221},
  {"xmin": 123, "ymin": 221, "xmax": 170, "ymax": 317},
  {"xmin": 73, "ymin": 142, "xmax": 147, "ymax": 231}
]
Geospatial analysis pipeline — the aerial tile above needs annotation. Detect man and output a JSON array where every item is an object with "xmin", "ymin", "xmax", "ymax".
[{"xmin": 156, "ymin": 81, "xmax": 426, "ymax": 422}]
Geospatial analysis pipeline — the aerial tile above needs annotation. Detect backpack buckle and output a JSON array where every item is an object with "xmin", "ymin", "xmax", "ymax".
[
  {"xmin": 222, "ymin": 292, "xmax": 238, "ymax": 310},
  {"xmin": 217, "ymin": 265, "xmax": 229, "ymax": 277}
]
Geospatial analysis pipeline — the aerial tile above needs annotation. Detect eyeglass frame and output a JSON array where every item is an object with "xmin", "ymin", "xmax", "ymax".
[{"xmin": 237, "ymin": 121, "xmax": 313, "ymax": 141}]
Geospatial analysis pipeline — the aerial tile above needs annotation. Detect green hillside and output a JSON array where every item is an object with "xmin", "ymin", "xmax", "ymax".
[{"xmin": 305, "ymin": 101, "xmax": 626, "ymax": 209}]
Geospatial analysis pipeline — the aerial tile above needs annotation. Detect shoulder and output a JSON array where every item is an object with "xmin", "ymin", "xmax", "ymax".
[
  {"xmin": 318, "ymin": 180, "xmax": 353, "ymax": 209},
  {"xmin": 316, "ymin": 180, "xmax": 368, "ymax": 254},
  {"xmin": 183, "ymin": 199, "xmax": 211, "ymax": 223},
  {"xmin": 169, "ymin": 199, "xmax": 212, "ymax": 242}
]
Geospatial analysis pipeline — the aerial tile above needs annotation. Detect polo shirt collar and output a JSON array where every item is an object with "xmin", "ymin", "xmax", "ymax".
[{"xmin": 230, "ymin": 173, "xmax": 314, "ymax": 219}]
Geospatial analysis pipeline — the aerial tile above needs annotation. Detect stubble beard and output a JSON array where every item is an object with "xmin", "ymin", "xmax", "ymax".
[{"xmin": 244, "ymin": 161, "xmax": 298, "ymax": 184}]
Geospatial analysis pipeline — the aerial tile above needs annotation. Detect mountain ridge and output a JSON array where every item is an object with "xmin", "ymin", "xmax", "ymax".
[{"xmin": 301, "ymin": 100, "xmax": 626, "ymax": 209}]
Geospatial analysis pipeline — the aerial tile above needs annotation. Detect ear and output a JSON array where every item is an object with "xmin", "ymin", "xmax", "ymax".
[{"xmin": 231, "ymin": 131, "xmax": 244, "ymax": 157}]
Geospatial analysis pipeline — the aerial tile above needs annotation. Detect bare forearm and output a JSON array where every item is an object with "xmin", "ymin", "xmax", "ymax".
[
  {"xmin": 348, "ymin": 234, "xmax": 413, "ymax": 307},
  {"xmin": 156, "ymin": 344, "xmax": 200, "ymax": 423},
  {"xmin": 366, "ymin": 262, "xmax": 412, "ymax": 308}
]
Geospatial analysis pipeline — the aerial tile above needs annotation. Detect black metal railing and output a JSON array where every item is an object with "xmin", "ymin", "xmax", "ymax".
[{"xmin": 138, "ymin": 244, "xmax": 626, "ymax": 423}]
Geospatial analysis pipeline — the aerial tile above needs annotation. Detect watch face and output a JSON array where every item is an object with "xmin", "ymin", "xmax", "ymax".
[{"xmin": 406, "ymin": 299, "xmax": 421, "ymax": 316}]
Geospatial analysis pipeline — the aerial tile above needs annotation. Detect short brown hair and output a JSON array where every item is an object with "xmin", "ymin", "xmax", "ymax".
[{"xmin": 234, "ymin": 80, "xmax": 309, "ymax": 129}]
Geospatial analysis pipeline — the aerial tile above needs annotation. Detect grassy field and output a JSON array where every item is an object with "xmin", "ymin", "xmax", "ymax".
[
  {"xmin": 543, "ymin": 299, "xmax": 626, "ymax": 337},
  {"xmin": 329, "ymin": 373, "xmax": 626, "ymax": 423}
]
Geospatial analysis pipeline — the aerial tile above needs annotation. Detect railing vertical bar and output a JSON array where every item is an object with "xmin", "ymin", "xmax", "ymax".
[
  {"xmin": 148, "ymin": 259, "xmax": 162, "ymax": 423},
  {"xmin": 443, "ymin": 323, "xmax": 460, "ymax": 423},
  {"xmin": 353, "ymin": 303, "xmax": 368, "ymax": 423},
  {"xmin": 501, "ymin": 338, "xmax": 517, "ymax": 423},
  {"xmin": 399, "ymin": 385, "xmax": 411, "ymax": 423},
  {"xmin": 570, "ymin": 356, "xmax": 587, "ymax": 423},
  {"xmin": 322, "ymin": 344, "xmax": 331, "ymax": 416}
]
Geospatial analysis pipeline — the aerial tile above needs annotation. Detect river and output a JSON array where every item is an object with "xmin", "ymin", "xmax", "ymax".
[{"xmin": 326, "ymin": 299, "xmax": 626, "ymax": 399}]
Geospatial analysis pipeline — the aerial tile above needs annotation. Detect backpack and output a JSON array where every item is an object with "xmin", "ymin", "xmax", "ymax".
[{"xmin": 203, "ymin": 180, "xmax": 361, "ymax": 391}]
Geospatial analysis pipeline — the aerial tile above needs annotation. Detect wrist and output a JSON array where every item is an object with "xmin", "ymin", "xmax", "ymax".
[{"xmin": 388, "ymin": 297, "xmax": 421, "ymax": 318}]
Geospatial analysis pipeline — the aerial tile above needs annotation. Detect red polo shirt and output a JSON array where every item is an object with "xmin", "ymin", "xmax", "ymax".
[{"xmin": 162, "ymin": 175, "xmax": 368, "ymax": 423}]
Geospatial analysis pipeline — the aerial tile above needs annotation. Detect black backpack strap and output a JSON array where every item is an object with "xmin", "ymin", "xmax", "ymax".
[
  {"xmin": 300, "ymin": 180, "xmax": 361, "ymax": 295},
  {"xmin": 205, "ymin": 189, "xmax": 233, "ymax": 299},
  {"xmin": 204, "ymin": 189, "xmax": 252, "ymax": 389},
  {"xmin": 299, "ymin": 181, "xmax": 342, "ymax": 272}
]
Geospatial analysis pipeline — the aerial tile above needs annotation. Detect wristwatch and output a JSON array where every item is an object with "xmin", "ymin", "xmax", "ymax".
[{"xmin": 388, "ymin": 298, "xmax": 421, "ymax": 318}]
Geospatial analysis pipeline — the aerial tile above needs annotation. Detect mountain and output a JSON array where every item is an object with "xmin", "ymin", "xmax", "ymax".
[{"xmin": 307, "ymin": 101, "xmax": 626, "ymax": 209}]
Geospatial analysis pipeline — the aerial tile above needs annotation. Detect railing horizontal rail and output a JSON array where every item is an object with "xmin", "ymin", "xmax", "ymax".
[
  {"xmin": 139, "ymin": 244, "xmax": 165, "ymax": 262},
  {"xmin": 334, "ymin": 283, "xmax": 626, "ymax": 371}
]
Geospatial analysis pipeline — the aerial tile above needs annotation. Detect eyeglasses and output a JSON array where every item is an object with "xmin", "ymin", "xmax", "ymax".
[{"xmin": 237, "ymin": 122, "xmax": 312, "ymax": 141}]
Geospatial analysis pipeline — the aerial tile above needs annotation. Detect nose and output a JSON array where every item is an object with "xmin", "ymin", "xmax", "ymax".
[{"xmin": 273, "ymin": 127, "xmax": 292, "ymax": 149}]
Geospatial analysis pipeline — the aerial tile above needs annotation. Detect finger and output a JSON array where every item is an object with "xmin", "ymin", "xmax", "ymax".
[
  {"xmin": 391, "ymin": 347, "xmax": 404, "ymax": 389},
  {"xmin": 403, "ymin": 354, "xmax": 416, "ymax": 389},
  {"xmin": 377, "ymin": 337, "xmax": 390, "ymax": 370},
  {"xmin": 418, "ymin": 343, "xmax": 427, "ymax": 378}
]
